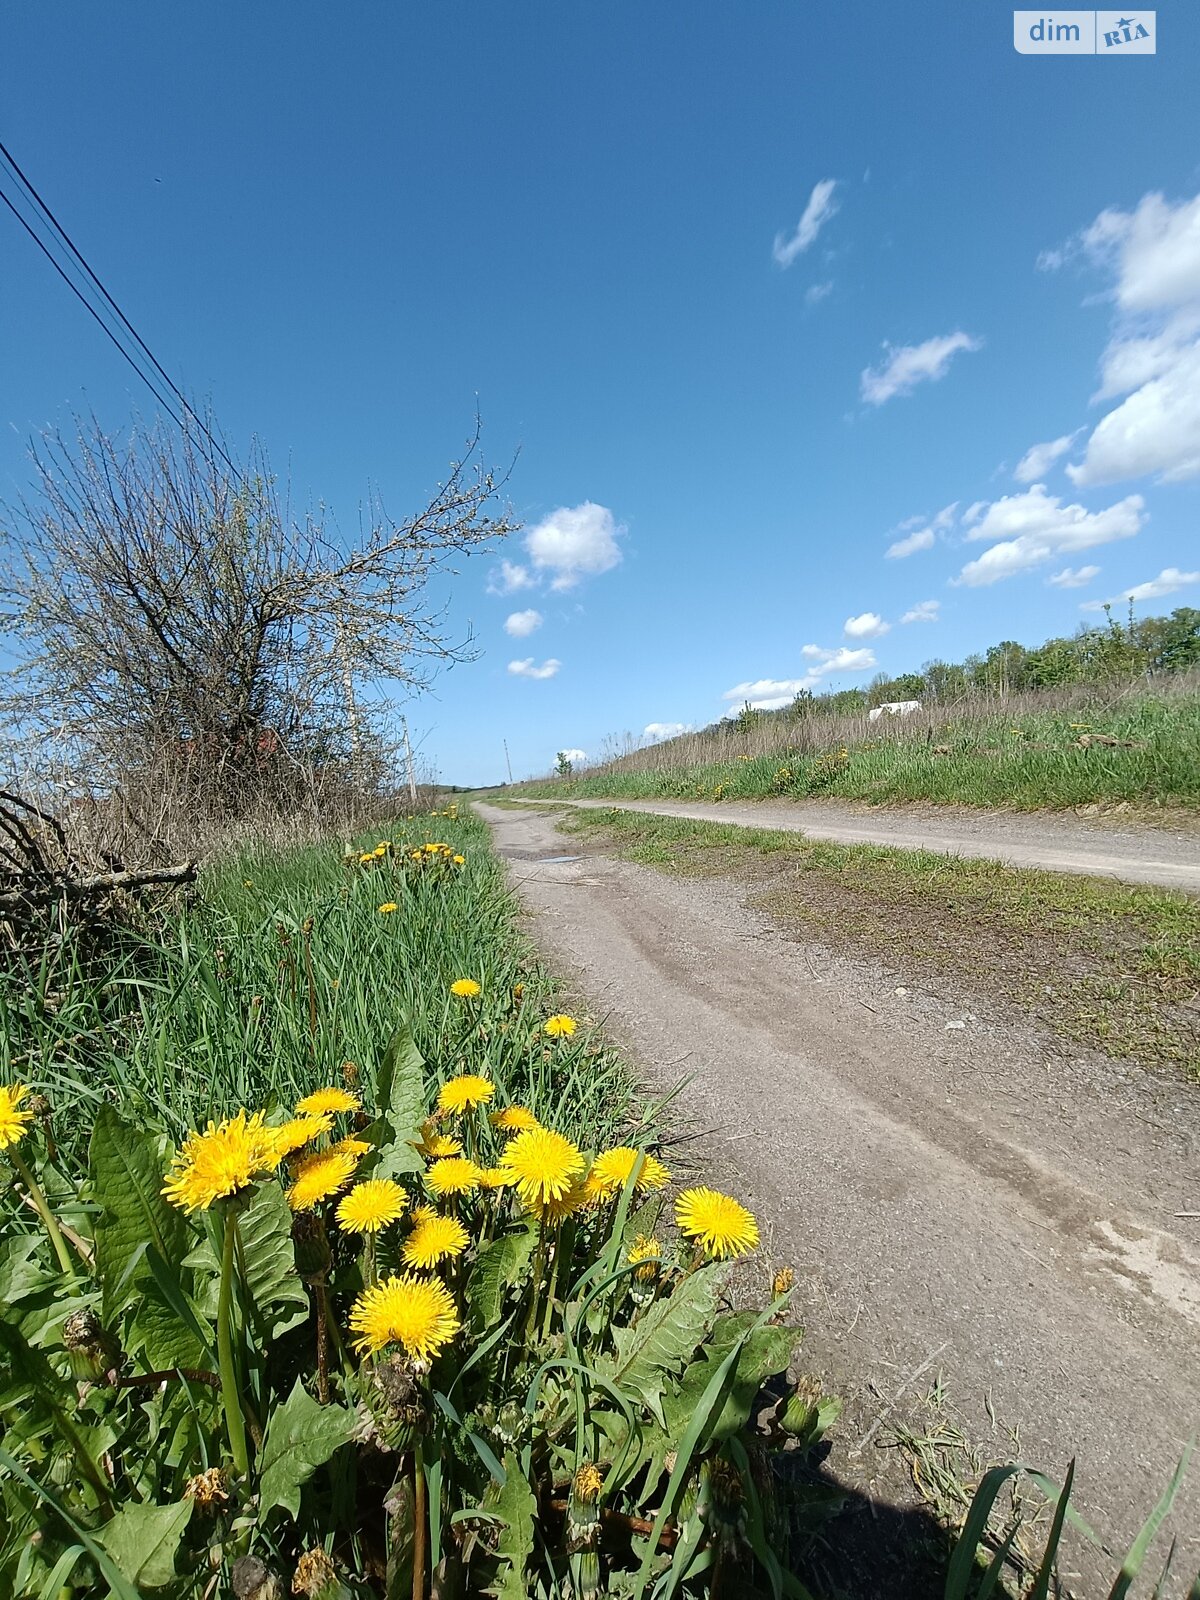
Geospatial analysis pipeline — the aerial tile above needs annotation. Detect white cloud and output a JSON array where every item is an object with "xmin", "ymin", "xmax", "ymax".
[
  {"xmin": 1078, "ymin": 191, "xmax": 1200, "ymax": 314},
  {"xmin": 805, "ymin": 280, "xmax": 834, "ymax": 306},
  {"xmin": 952, "ymin": 485, "xmax": 1146, "ymax": 587},
  {"xmin": 723, "ymin": 678, "xmax": 813, "ymax": 710},
  {"xmin": 962, "ymin": 500, "xmax": 986, "ymax": 526},
  {"xmin": 1047, "ymin": 565, "xmax": 1101, "ymax": 588},
  {"xmin": 773, "ymin": 179, "xmax": 839, "ymax": 268},
  {"xmin": 503, "ymin": 608, "xmax": 543, "ymax": 638},
  {"xmin": 900, "ymin": 599, "xmax": 940, "ymax": 623},
  {"xmin": 886, "ymin": 527, "xmax": 934, "ymax": 559},
  {"xmin": 885, "ymin": 501, "xmax": 956, "ymax": 558},
  {"xmin": 861, "ymin": 332, "xmax": 982, "ymax": 405},
  {"xmin": 722, "ymin": 645, "xmax": 877, "ymax": 710},
  {"xmin": 1068, "ymin": 341, "xmax": 1200, "ymax": 485},
  {"xmin": 487, "ymin": 559, "xmax": 534, "ymax": 596},
  {"xmin": 1081, "ymin": 567, "xmax": 1200, "ymax": 612},
  {"xmin": 556, "ymin": 748, "xmax": 587, "ymax": 763},
  {"xmin": 643, "ymin": 722, "xmax": 689, "ymax": 742},
  {"xmin": 844, "ymin": 611, "xmax": 890, "ymax": 639},
  {"xmin": 1045, "ymin": 190, "xmax": 1200, "ymax": 486},
  {"xmin": 524, "ymin": 502, "xmax": 623, "ymax": 591},
  {"xmin": 1014, "ymin": 431, "xmax": 1080, "ymax": 484},
  {"xmin": 507, "ymin": 658, "xmax": 561, "ymax": 680}
]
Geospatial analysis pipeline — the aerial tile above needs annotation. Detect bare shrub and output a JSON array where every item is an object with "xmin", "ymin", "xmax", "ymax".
[{"xmin": 0, "ymin": 410, "xmax": 514, "ymax": 856}]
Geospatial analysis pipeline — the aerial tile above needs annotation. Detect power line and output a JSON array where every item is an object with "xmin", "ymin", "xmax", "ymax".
[
  {"xmin": 0, "ymin": 140, "xmax": 242, "ymax": 481},
  {"xmin": 0, "ymin": 186, "xmax": 187, "ymax": 433}
]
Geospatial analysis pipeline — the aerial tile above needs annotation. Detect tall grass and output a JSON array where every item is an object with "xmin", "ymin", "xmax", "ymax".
[
  {"xmin": 0, "ymin": 808, "xmax": 635, "ymax": 1169},
  {"xmin": 518, "ymin": 678, "xmax": 1200, "ymax": 811}
]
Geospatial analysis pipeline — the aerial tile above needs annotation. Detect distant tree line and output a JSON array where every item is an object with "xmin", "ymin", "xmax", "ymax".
[{"xmin": 783, "ymin": 605, "xmax": 1200, "ymax": 720}]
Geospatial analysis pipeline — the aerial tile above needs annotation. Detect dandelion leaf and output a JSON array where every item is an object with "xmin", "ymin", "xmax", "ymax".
[
  {"xmin": 233, "ymin": 1181, "xmax": 310, "ymax": 1340},
  {"xmin": 89, "ymin": 1106, "xmax": 188, "ymax": 1324},
  {"xmin": 466, "ymin": 1224, "xmax": 538, "ymax": 1331},
  {"xmin": 95, "ymin": 1498, "xmax": 193, "ymax": 1590},
  {"xmin": 598, "ymin": 1264, "xmax": 724, "ymax": 1425},
  {"xmin": 257, "ymin": 1378, "xmax": 355, "ymax": 1521},
  {"xmin": 486, "ymin": 1454, "xmax": 536, "ymax": 1600},
  {"xmin": 364, "ymin": 1023, "xmax": 426, "ymax": 1180}
]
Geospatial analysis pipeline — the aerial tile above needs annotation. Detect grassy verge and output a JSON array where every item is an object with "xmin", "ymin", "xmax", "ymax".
[
  {"xmin": 557, "ymin": 805, "xmax": 1200, "ymax": 1076},
  {"xmin": 0, "ymin": 805, "xmax": 637, "ymax": 1168},
  {"xmin": 518, "ymin": 691, "xmax": 1200, "ymax": 813}
]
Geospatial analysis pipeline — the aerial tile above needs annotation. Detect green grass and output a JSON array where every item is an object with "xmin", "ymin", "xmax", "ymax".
[
  {"xmin": 517, "ymin": 691, "xmax": 1200, "ymax": 812},
  {"xmin": 560, "ymin": 805, "xmax": 1200, "ymax": 1076},
  {"xmin": 0, "ymin": 807, "xmax": 637, "ymax": 1170}
]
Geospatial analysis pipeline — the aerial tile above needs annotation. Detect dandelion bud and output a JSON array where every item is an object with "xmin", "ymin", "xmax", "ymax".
[
  {"xmin": 567, "ymin": 1461, "xmax": 603, "ymax": 1549},
  {"xmin": 780, "ymin": 1375, "xmax": 823, "ymax": 1442},
  {"xmin": 341, "ymin": 1060, "xmax": 360, "ymax": 1087},
  {"xmin": 772, "ymin": 1267, "xmax": 795, "ymax": 1297},
  {"xmin": 372, "ymin": 1353, "xmax": 426, "ymax": 1434},
  {"xmin": 290, "ymin": 1213, "xmax": 331, "ymax": 1282},
  {"xmin": 700, "ymin": 1454, "xmax": 745, "ymax": 1554},
  {"xmin": 291, "ymin": 1547, "xmax": 338, "ymax": 1598},
  {"xmin": 62, "ymin": 1307, "xmax": 104, "ymax": 1352},
  {"xmin": 63, "ymin": 1307, "xmax": 118, "ymax": 1381},
  {"xmin": 494, "ymin": 1400, "xmax": 526, "ymax": 1447},
  {"xmin": 26, "ymin": 1092, "xmax": 51, "ymax": 1119},
  {"xmin": 232, "ymin": 1556, "xmax": 285, "ymax": 1600}
]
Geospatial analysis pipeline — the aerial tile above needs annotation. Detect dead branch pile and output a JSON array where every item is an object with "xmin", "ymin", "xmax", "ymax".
[{"xmin": 0, "ymin": 789, "xmax": 195, "ymax": 959}]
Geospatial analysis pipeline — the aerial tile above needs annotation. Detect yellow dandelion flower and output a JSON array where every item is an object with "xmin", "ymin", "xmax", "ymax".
[
  {"xmin": 477, "ymin": 1165, "xmax": 516, "ymax": 1190},
  {"xmin": 162, "ymin": 1110, "xmax": 282, "ymax": 1213},
  {"xmin": 489, "ymin": 1105, "xmax": 539, "ymax": 1135},
  {"xmin": 270, "ymin": 1114, "xmax": 334, "ymax": 1157},
  {"xmin": 436, "ymin": 1075, "xmax": 495, "ymax": 1116},
  {"xmin": 288, "ymin": 1148, "xmax": 359, "ymax": 1212},
  {"xmin": 349, "ymin": 1272, "xmax": 460, "ymax": 1361},
  {"xmin": 627, "ymin": 1234, "xmax": 662, "ymax": 1282},
  {"xmin": 412, "ymin": 1119, "xmax": 463, "ymax": 1159},
  {"xmin": 450, "ymin": 978, "xmax": 481, "ymax": 999},
  {"xmin": 402, "ymin": 1207, "xmax": 469, "ymax": 1268},
  {"xmin": 0, "ymin": 1083, "xmax": 36, "ymax": 1151},
  {"xmin": 573, "ymin": 1462, "xmax": 603, "ymax": 1503},
  {"xmin": 544, "ymin": 1014, "xmax": 577, "ymax": 1038},
  {"xmin": 296, "ymin": 1087, "xmax": 361, "ymax": 1117},
  {"xmin": 425, "ymin": 1157, "xmax": 482, "ymax": 1197},
  {"xmin": 452, "ymin": 854, "xmax": 466, "ymax": 866},
  {"xmin": 376, "ymin": 841, "xmax": 392, "ymax": 850},
  {"xmin": 331, "ymin": 1135, "xmax": 372, "ymax": 1159},
  {"xmin": 499, "ymin": 1127, "xmax": 585, "ymax": 1209},
  {"xmin": 588, "ymin": 1146, "xmax": 670, "ymax": 1198},
  {"xmin": 675, "ymin": 1187, "xmax": 759, "ymax": 1259},
  {"xmin": 358, "ymin": 853, "xmax": 374, "ymax": 865},
  {"xmin": 533, "ymin": 1176, "xmax": 589, "ymax": 1225},
  {"xmin": 378, "ymin": 902, "xmax": 399, "ymax": 915},
  {"xmin": 423, "ymin": 843, "xmax": 440, "ymax": 854},
  {"xmin": 336, "ymin": 1179, "xmax": 408, "ymax": 1234}
]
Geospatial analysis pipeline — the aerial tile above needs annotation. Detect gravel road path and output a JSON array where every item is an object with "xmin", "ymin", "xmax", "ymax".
[
  {"xmin": 510, "ymin": 796, "xmax": 1200, "ymax": 893},
  {"xmin": 477, "ymin": 801, "xmax": 1200, "ymax": 1590}
]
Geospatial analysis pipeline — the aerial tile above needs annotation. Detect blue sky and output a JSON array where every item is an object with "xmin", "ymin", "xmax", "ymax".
[{"xmin": 2, "ymin": 2, "xmax": 1198, "ymax": 785}]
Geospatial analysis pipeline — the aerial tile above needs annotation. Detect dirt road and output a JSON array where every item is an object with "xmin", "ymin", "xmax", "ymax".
[
  {"xmin": 477, "ymin": 801, "xmax": 1200, "ymax": 1589},
  {"xmin": 510, "ymin": 795, "xmax": 1200, "ymax": 893}
]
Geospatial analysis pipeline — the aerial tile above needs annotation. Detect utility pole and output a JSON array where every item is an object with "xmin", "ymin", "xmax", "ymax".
[
  {"xmin": 503, "ymin": 739, "xmax": 513, "ymax": 785},
  {"xmin": 401, "ymin": 716, "xmax": 419, "ymax": 808}
]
